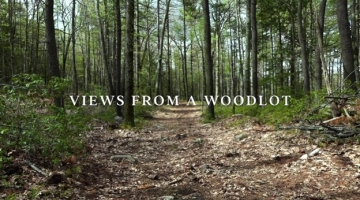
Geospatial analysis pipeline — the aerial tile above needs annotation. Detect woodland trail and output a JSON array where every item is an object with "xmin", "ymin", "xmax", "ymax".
[
  {"xmin": 77, "ymin": 103, "xmax": 360, "ymax": 200},
  {"xmin": 10, "ymin": 103, "xmax": 359, "ymax": 199}
]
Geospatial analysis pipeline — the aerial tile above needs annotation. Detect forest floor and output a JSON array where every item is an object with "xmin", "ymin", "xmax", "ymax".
[{"xmin": 2, "ymin": 103, "xmax": 360, "ymax": 199}]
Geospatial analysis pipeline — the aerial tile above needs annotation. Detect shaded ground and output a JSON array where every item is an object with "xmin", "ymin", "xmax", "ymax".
[{"xmin": 2, "ymin": 103, "xmax": 360, "ymax": 199}]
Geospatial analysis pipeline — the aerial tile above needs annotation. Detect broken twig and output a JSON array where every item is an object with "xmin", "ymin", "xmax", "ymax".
[{"xmin": 24, "ymin": 160, "xmax": 48, "ymax": 177}]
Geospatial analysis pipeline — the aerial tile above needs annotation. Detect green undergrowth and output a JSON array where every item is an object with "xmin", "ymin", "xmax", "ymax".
[
  {"xmin": 93, "ymin": 104, "xmax": 155, "ymax": 128},
  {"xmin": 214, "ymin": 96, "xmax": 313, "ymax": 125},
  {"xmin": 0, "ymin": 74, "xmax": 90, "ymax": 169},
  {"xmin": 0, "ymin": 74, "xmax": 157, "ymax": 171}
]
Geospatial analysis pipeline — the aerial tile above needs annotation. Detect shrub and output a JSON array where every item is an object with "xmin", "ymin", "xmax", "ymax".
[{"xmin": 0, "ymin": 74, "xmax": 88, "ymax": 167}]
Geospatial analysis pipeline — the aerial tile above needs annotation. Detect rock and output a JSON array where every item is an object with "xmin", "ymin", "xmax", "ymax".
[
  {"xmin": 300, "ymin": 154, "xmax": 308, "ymax": 160},
  {"xmin": 175, "ymin": 133, "xmax": 187, "ymax": 140},
  {"xmin": 110, "ymin": 155, "xmax": 138, "ymax": 163},
  {"xmin": 114, "ymin": 116, "xmax": 123, "ymax": 124},
  {"xmin": 309, "ymin": 148, "xmax": 321, "ymax": 157},
  {"xmin": 148, "ymin": 174, "xmax": 159, "ymax": 180},
  {"xmin": 193, "ymin": 138, "xmax": 203, "ymax": 144},
  {"xmin": 235, "ymin": 134, "xmax": 246, "ymax": 141},
  {"xmin": 158, "ymin": 196, "xmax": 174, "ymax": 200},
  {"xmin": 3, "ymin": 164, "xmax": 23, "ymax": 175},
  {"xmin": 47, "ymin": 172, "xmax": 65, "ymax": 185}
]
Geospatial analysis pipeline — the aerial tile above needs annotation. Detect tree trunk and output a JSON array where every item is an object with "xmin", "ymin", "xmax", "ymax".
[
  {"xmin": 244, "ymin": 0, "xmax": 251, "ymax": 96},
  {"xmin": 167, "ymin": 15, "xmax": 172, "ymax": 96},
  {"xmin": 251, "ymin": 0, "xmax": 258, "ymax": 100},
  {"xmin": 71, "ymin": 0, "xmax": 79, "ymax": 105},
  {"xmin": 337, "ymin": 0, "xmax": 357, "ymax": 90},
  {"xmin": 314, "ymin": 0, "xmax": 327, "ymax": 90},
  {"xmin": 297, "ymin": 0, "xmax": 310, "ymax": 95},
  {"xmin": 316, "ymin": 9, "xmax": 332, "ymax": 95},
  {"xmin": 96, "ymin": 0, "xmax": 114, "ymax": 96},
  {"xmin": 45, "ymin": 0, "xmax": 63, "ymax": 107},
  {"xmin": 183, "ymin": 0, "xmax": 188, "ymax": 100},
  {"xmin": 352, "ymin": 0, "xmax": 359, "ymax": 82},
  {"xmin": 203, "ymin": 0, "xmax": 215, "ymax": 119},
  {"xmin": 124, "ymin": 0, "xmax": 135, "ymax": 127},
  {"xmin": 136, "ymin": 1, "xmax": 141, "ymax": 90},
  {"xmin": 156, "ymin": 0, "xmax": 171, "ymax": 96},
  {"xmin": 290, "ymin": 7, "xmax": 296, "ymax": 94},
  {"xmin": 115, "ymin": 0, "xmax": 122, "ymax": 116}
]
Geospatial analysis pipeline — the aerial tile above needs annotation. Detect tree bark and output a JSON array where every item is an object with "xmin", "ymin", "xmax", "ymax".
[
  {"xmin": 71, "ymin": 0, "xmax": 79, "ymax": 105},
  {"xmin": 203, "ymin": 0, "xmax": 215, "ymax": 119},
  {"xmin": 314, "ymin": 0, "xmax": 327, "ymax": 90},
  {"xmin": 96, "ymin": 0, "xmax": 115, "ymax": 95},
  {"xmin": 251, "ymin": 0, "xmax": 258, "ymax": 100},
  {"xmin": 45, "ymin": 0, "xmax": 63, "ymax": 107},
  {"xmin": 156, "ymin": 0, "xmax": 171, "ymax": 96},
  {"xmin": 124, "ymin": 0, "xmax": 135, "ymax": 127},
  {"xmin": 297, "ymin": 0, "xmax": 310, "ymax": 95},
  {"xmin": 244, "ymin": 0, "xmax": 251, "ymax": 96},
  {"xmin": 115, "ymin": 0, "xmax": 122, "ymax": 116},
  {"xmin": 337, "ymin": 0, "xmax": 357, "ymax": 90}
]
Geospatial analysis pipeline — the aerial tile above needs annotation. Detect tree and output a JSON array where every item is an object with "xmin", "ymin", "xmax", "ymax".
[
  {"xmin": 314, "ymin": 0, "xmax": 327, "ymax": 90},
  {"xmin": 96, "ymin": 0, "xmax": 114, "ymax": 95},
  {"xmin": 337, "ymin": 0, "xmax": 357, "ymax": 90},
  {"xmin": 244, "ymin": 0, "xmax": 251, "ymax": 96},
  {"xmin": 71, "ymin": 0, "xmax": 79, "ymax": 105},
  {"xmin": 124, "ymin": 0, "xmax": 135, "ymax": 127},
  {"xmin": 115, "ymin": 0, "xmax": 122, "ymax": 117},
  {"xmin": 155, "ymin": 0, "xmax": 171, "ymax": 96},
  {"xmin": 251, "ymin": 0, "xmax": 258, "ymax": 100},
  {"xmin": 297, "ymin": 0, "xmax": 310, "ymax": 95},
  {"xmin": 45, "ymin": 0, "xmax": 63, "ymax": 107},
  {"xmin": 203, "ymin": 0, "xmax": 215, "ymax": 120}
]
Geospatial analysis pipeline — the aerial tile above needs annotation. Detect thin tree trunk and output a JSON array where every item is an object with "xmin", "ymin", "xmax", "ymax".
[
  {"xmin": 203, "ymin": 0, "xmax": 215, "ymax": 119},
  {"xmin": 156, "ymin": 0, "xmax": 171, "ymax": 96},
  {"xmin": 115, "ymin": 0, "xmax": 122, "ymax": 116},
  {"xmin": 337, "ymin": 0, "xmax": 357, "ymax": 90},
  {"xmin": 124, "ymin": 0, "xmax": 135, "ymax": 127},
  {"xmin": 352, "ymin": 0, "xmax": 359, "ymax": 82},
  {"xmin": 182, "ymin": 0, "xmax": 189, "ymax": 100},
  {"xmin": 251, "ymin": 0, "xmax": 258, "ymax": 100},
  {"xmin": 314, "ymin": 0, "xmax": 327, "ymax": 90},
  {"xmin": 297, "ymin": 0, "xmax": 310, "ymax": 95},
  {"xmin": 167, "ymin": 14, "xmax": 172, "ymax": 96},
  {"xmin": 71, "ymin": 0, "xmax": 78, "ymax": 105},
  {"xmin": 244, "ymin": 0, "xmax": 251, "ymax": 96},
  {"xmin": 96, "ymin": 0, "xmax": 115, "ymax": 95},
  {"xmin": 45, "ymin": 0, "xmax": 63, "ymax": 107}
]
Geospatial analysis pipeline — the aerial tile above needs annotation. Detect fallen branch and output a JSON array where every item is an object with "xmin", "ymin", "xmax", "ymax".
[
  {"xmin": 0, "ymin": 184, "xmax": 22, "ymax": 189},
  {"xmin": 322, "ymin": 116, "xmax": 343, "ymax": 124},
  {"xmin": 278, "ymin": 126, "xmax": 324, "ymax": 131},
  {"xmin": 24, "ymin": 160, "xmax": 48, "ymax": 177},
  {"xmin": 324, "ymin": 96, "xmax": 356, "ymax": 99},
  {"xmin": 168, "ymin": 177, "xmax": 183, "ymax": 185}
]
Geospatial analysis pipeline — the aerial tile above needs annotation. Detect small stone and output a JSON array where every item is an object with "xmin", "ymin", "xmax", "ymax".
[
  {"xmin": 47, "ymin": 172, "xmax": 65, "ymax": 185},
  {"xmin": 309, "ymin": 148, "xmax": 321, "ymax": 157},
  {"xmin": 300, "ymin": 154, "xmax": 308, "ymax": 160},
  {"xmin": 235, "ymin": 134, "xmax": 246, "ymax": 141},
  {"xmin": 175, "ymin": 133, "xmax": 187, "ymax": 140},
  {"xmin": 110, "ymin": 155, "xmax": 138, "ymax": 163},
  {"xmin": 158, "ymin": 196, "xmax": 174, "ymax": 200},
  {"xmin": 114, "ymin": 116, "xmax": 123, "ymax": 124}
]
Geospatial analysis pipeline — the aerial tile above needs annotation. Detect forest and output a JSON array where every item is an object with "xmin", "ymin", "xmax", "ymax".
[{"xmin": 1, "ymin": 0, "xmax": 360, "ymax": 199}]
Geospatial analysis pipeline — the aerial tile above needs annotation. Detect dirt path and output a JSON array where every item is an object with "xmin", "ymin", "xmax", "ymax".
[
  {"xmin": 76, "ymin": 103, "xmax": 360, "ymax": 199},
  {"xmin": 8, "ymin": 104, "xmax": 358, "ymax": 199}
]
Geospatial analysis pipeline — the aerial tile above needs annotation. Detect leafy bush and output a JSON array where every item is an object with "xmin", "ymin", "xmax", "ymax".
[
  {"xmin": 214, "ymin": 95, "xmax": 309, "ymax": 125},
  {"xmin": 0, "ymin": 74, "xmax": 88, "ymax": 167}
]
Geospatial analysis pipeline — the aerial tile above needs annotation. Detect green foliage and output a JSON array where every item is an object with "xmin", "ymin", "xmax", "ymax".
[
  {"xmin": 65, "ymin": 165, "xmax": 82, "ymax": 177},
  {"xmin": 215, "ymin": 96, "xmax": 309, "ymax": 125},
  {"xmin": 0, "ymin": 74, "xmax": 88, "ymax": 167}
]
